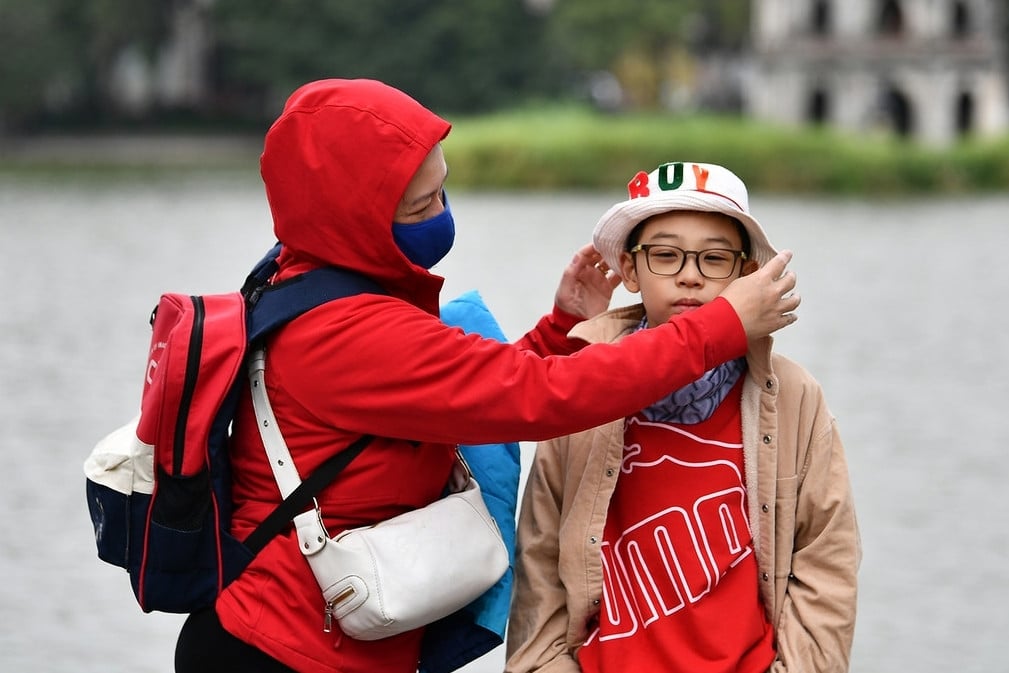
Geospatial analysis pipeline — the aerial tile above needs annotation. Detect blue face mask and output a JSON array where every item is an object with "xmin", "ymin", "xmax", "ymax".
[{"xmin": 392, "ymin": 192, "xmax": 455, "ymax": 269}]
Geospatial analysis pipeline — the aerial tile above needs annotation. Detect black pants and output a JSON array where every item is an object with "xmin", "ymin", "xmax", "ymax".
[{"xmin": 175, "ymin": 607, "xmax": 295, "ymax": 673}]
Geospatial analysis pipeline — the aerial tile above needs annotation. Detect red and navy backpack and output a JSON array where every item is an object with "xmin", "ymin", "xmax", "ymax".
[{"xmin": 84, "ymin": 244, "xmax": 380, "ymax": 613}]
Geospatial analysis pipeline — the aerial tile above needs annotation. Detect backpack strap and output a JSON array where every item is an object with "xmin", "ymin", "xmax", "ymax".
[
  {"xmin": 248, "ymin": 267, "xmax": 384, "ymax": 343},
  {"xmin": 241, "ymin": 242, "xmax": 283, "ymax": 303},
  {"xmin": 239, "ymin": 246, "xmax": 384, "ymax": 554}
]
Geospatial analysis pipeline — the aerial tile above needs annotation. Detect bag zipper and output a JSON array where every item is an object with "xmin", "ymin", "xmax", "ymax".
[{"xmin": 173, "ymin": 295, "xmax": 205, "ymax": 476}]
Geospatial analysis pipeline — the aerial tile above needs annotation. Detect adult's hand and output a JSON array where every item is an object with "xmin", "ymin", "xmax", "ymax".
[
  {"xmin": 720, "ymin": 250, "xmax": 800, "ymax": 340},
  {"xmin": 554, "ymin": 243, "xmax": 621, "ymax": 319}
]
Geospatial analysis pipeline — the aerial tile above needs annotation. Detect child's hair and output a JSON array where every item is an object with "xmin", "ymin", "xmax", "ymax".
[{"xmin": 624, "ymin": 212, "xmax": 753, "ymax": 258}]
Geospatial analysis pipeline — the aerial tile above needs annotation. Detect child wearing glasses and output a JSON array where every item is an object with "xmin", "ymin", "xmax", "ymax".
[{"xmin": 506, "ymin": 162, "xmax": 860, "ymax": 673}]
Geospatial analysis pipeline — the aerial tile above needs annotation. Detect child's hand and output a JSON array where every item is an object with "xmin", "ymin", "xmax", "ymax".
[
  {"xmin": 719, "ymin": 250, "xmax": 800, "ymax": 339},
  {"xmin": 554, "ymin": 243, "xmax": 622, "ymax": 319}
]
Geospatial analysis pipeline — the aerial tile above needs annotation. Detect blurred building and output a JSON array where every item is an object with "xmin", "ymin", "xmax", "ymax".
[
  {"xmin": 107, "ymin": 0, "xmax": 212, "ymax": 116},
  {"xmin": 747, "ymin": 0, "xmax": 1009, "ymax": 146}
]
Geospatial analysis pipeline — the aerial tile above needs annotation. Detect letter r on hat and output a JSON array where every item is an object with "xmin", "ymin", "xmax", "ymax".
[{"xmin": 628, "ymin": 171, "xmax": 650, "ymax": 199}]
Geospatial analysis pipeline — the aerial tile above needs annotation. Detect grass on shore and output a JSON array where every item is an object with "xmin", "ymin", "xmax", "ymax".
[
  {"xmin": 445, "ymin": 105, "xmax": 1009, "ymax": 195},
  {"xmin": 3, "ymin": 105, "xmax": 1008, "ymax": 194}
]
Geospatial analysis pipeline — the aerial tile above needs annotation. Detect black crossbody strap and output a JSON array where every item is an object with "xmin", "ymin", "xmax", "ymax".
[{"xmin": 243, "ymin": 433, "xmax": 373, "ymax": 554}]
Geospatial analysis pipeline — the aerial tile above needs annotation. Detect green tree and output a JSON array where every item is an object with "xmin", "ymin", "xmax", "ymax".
[
  {"xmin": 0, "ymin": 0, "xmax": 173, "ymax": 131},
  {"xmin": 0, "ymin": 0, "xmax": 77, "ymax": 130},
  {"xmin": 210, "ymin": 0, "xmax": 559, "ymax": 121}
]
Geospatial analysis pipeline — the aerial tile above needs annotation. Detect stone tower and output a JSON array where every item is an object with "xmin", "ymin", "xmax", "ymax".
[{"xmin": 747, "ymin": 0, "xmax": 1008, "ymax": 146}]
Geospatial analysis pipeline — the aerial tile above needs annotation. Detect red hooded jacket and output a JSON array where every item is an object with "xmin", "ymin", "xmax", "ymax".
[{"xmin": 215, "ymin": 79, "xmax": 748, "ymax": 673}]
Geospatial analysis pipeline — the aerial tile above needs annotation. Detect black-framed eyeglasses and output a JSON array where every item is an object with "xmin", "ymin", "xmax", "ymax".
[{"xmin": 628, "ymin": 244, "xmax": 747, "ymax": 279}]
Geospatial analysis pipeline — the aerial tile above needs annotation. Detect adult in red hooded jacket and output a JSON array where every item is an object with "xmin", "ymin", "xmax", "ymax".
[{"xmin": 174, "ymin": 79, "xmax": 800, "ymax": 673}]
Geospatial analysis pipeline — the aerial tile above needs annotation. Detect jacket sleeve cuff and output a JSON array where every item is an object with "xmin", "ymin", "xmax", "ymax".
[
  {"xmin": 517, "ymin": 306, "xmax": 587, "ymax": 356},
  {"xmin": 687, "ymin": 296, "xmax": 748, "ymax": 365},
  {"xmin": 551, "ymin": 305, "xmax": 585, "ymax": 334}
]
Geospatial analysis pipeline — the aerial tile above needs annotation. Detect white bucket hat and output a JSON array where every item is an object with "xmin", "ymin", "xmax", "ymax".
[{"xmin": 593, "ymin": 161, "xmax": 777, "ymax": 278}]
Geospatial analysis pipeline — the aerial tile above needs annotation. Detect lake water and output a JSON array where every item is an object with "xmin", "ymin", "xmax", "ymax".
[{"xmin": 1, "ymin": 175, "xmax": 1006, "ymax": 672}]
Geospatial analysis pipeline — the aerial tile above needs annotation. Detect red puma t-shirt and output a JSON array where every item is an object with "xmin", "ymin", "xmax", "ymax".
[{"xmin": 578, "ymin": 380, "xmax": 775, "ymax": 673}]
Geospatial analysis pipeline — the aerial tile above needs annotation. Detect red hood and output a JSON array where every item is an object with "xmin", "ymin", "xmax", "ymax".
[{"xmin": 260, "ymin": 79, "xmax": 451, "ymax": 313}]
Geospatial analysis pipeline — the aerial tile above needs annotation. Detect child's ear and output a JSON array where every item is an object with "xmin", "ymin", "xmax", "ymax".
[
  {"xmin": 740, "ymin": 259, "xmax": 760, "ymax": 277},
  {"xmin": 620, "ymin": 252, "xmax": 641, "ymax": 293}
]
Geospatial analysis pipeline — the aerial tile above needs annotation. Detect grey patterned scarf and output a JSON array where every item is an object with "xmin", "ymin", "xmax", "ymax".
[{"xmin": 637, "ymin": 317, "xmax": 747, "ymax": 425}]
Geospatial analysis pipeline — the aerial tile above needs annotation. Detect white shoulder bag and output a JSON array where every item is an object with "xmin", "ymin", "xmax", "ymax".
[{"xmin": 248, "ymin": 348, "xmax": 509, "ymax": 640}]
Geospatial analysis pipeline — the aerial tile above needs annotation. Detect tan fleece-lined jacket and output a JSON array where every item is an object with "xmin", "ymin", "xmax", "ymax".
[{"xmin": 506, "ymin": 305, "xmax": 860, "ymax": 673}]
